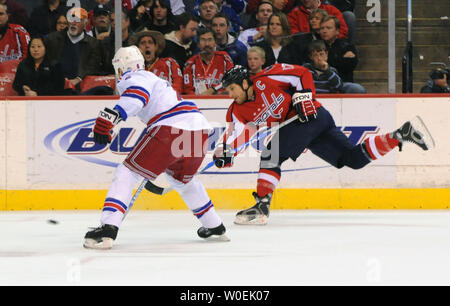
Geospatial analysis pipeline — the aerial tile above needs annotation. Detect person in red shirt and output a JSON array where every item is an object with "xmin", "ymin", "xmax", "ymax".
[
  {"xmin": 183, "ymin": 27, "xmax": 234, "ymax": 95},
  {"xmin": 131, "ymin": 28, "xmax": 183, "ymax": 93},
  {"xmin": 287, "ymin": 0, "xmax": 348, "ymax": 39},
  {"xmin": 214, "ymin": 65, "xmax": 435, "ymax": 225},
  {"xmin": 0, "ymin": 3, "xmax": 30, "ymax": 63}
]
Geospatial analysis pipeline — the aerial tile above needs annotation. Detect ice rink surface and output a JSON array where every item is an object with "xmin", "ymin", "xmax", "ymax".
[{"xmin": 2, "ymin": 209, "xmax": 450, "ymax": 286}]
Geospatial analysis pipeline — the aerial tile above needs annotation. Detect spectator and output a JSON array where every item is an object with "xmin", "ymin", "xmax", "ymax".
[
  {"xmin": 194, "ymin": 0, "xmax": 242, "ymax": 34},
  {"xmin": 327, "ymin": 0, "xmax": 356, "ymax": 43},
  {"xmin": 420, "ymin": 68, "xmax": 450, "ymax": 93},
  {"xmin": 131, "ymin": 28, "xmax": 183, "ymax": 93},
  {"xmin": 245, "ymin": 0, "xmax": 296, "ymax": 15},
  {"xmin": 302, "ymin": 40, "xmax": 343, "ymax": 93},
  {"xmin": 12, "ymin": 35, "xmax": 65, "ymax": 96},
  {"xmin": 99, "ymin": 8, "xmax": 134, "ymax": 75},
  {"xmin": 46, "ymin": 7, "xmax": 102, "ymax": 90},
  {"xmin": 292, "ymin": 8, "xmax": 328, "ymax": 64},
  {"xmin": 55, "ymin": 13, "xmax": 68, "ymax": 32},
  {"xmin": 28, "ymin": 0, "xmax": 68, "ymax": 37},
  {"xmin": 319, "ymin": 15, "xmax": 358, "ymax": 83},
  {"xmin": 84, "ymin": 0, "xmax": 113, "ymax": 12},
  {"xmin": 0, "ymin": 3, "xmax": 30, "ymax": 63},
  {"xmin": 247, "ymin": 46, "xmax": 265, "ymax": 76},
  {"xmin": 212, "ymin": 13, "xmax": 247, "ymax": 66},
  {"xmin": 238, "ymin": 0, "xmax": 273, "ymax": 50},
  {"xmin": 183, "ymin": 27, "xmax": 234, "ymax": 95},
  {"xmin": 87, "ymin": 5, "xmax": 112, "ymax": 40},
  {"xmin": 162, "ymin": 12, "xmax": 199, "ymax": 69},
  {"xmin": 197, "ymin": 0, "xmax": 218, "ymax": 30},
  {"xmin": 135, "ymin": 0, "xmax": 176, "ymax": 35},
  {"xmin": 0, "ymin": 0, "xmax": 28, "ymax": 28},
  {"xmin": 194, "ymin": 0, "xmax": 247, "ymax": 15},
  {"xmin": 128, "ymin": 0, "xmax": 152, "ymax": 32},
  {"xmin": 256, "ymin": 12, "xmax": 303, "ymax": 67},
  {"xmin": 287, "ymin": 0, "xmax": 348, "ymax": 39}
]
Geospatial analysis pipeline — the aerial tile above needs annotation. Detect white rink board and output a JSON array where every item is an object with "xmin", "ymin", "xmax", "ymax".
[{"xmin": 1, "ymin": 96, "xmax": 450, "ymax": 190}]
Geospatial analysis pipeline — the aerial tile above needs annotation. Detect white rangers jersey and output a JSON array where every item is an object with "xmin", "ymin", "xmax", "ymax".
[{"xmin": 115, "ymin": 69, "xmax": 212, "ymax": 131}]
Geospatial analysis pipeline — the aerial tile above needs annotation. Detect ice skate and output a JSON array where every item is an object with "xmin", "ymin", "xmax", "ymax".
[
  {"xmin": 83, "ymin": 224, "xmax": 118, "ymax": 249},
  {"xmin": 394, "ymin": 116, "xmax": 435, "ymax": 151},
  {"xmin": 234, "ymin": 192, "xmax": 272, "ymax": 225},
  {"xmin": 197, "ymin": 223, "xmax": 230, "ymax": 242}
]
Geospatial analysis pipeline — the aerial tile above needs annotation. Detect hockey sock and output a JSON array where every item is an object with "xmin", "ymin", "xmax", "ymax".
[
  {"xmin": 166, "ymin": 175, "xmax": 222, "ymax": 229},
  {"xmin": 363, "ymin": 133, "xmax": 400, "ymax": 161},
  {"xmin": 257, "ymin": 168, "xmax": 280, "ymax": 197},
  {"xmin": 100, "ymin": 164, "xmax": 143, "ymax": 228}
]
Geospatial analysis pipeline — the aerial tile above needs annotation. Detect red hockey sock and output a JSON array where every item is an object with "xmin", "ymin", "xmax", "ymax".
[
  {"xmin": 364, "ymin": 133, "xmax": 399, "ymax": 160},
  {"xmin": 257, "ymin": 169, "xmax": 280, "ymax": 197}
]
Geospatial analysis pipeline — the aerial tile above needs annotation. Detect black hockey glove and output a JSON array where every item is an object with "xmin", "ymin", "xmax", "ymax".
[
  {"xmin": 93, "ymin": 107, "xmax": 123, "ymax": 144},
  {"xmin": 213, "ymin": 143, "xmax": 234, "ymax": 168},
  {"xmin": 292, "ymin": 89, "xmax": 318, "ymax": 123}
]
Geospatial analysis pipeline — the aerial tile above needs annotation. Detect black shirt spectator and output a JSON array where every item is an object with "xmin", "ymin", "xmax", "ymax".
[
  {"xmin": 13, "ymin": 35, "xmax": 65, "ymax": 96},
  {"xmin": 28, "ymin": 0, "xmax": 68, "ymax": 37},
  {"xmin": 320, "ymin": 15, "xmax": 358, "ymax": 82},
  {"xmin": 161, "ymin": 12, "xmax": 199, "ymax": 69},
  {"xmin": 135, "ymin": 0, "xmax": 176, "ymax": 35},
  {"xmin": 256, "ymin": 12, "xmax": 303, "ymax": 67},
  {"xmin": 45, "ymin": 7, "xmax": 102, "ymax": 89}
]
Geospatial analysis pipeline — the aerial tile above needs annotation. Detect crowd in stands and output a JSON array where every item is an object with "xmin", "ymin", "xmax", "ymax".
[{"xmin": 1, "ymin": 0, "xmax": 447, "ymax": 96}]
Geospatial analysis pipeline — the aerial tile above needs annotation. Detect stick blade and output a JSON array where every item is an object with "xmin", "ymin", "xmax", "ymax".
[{"xmin": 144, "ymin": 181, "xmax": 166, "ymax": 195}]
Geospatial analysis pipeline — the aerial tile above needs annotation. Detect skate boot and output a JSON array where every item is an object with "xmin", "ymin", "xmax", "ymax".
[
  {"xmin": 234, "ymin": 192, "xmax": 272, "ymax": 225},
  {"xmin": 197, "ymin": 223, "xmax": 230, "ymax": 241},
  {"xmin": 83, "ymin": 224, "xmax": 118, "ymax": 249},
  {"xmin": 393, "ymin": 116, "xmax": 435, "ymax": 151}
]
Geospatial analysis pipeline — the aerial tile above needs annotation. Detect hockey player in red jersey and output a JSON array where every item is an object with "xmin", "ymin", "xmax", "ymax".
[
  {"xmin": 214, "ymin": 64, "xmax": 435, "ymax": 225},
  {"xmin": 132, "ymin": 29, "xmax": 184, "ymax": 94}
]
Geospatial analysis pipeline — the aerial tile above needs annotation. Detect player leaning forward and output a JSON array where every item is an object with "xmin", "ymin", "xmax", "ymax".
[
  {"xmin": 214, "ymin": 64, "xmax": 435, "ymax": 225},
  {"xmin": 84, "ymin": 46, "xmax": 228, "ymax": 249}
]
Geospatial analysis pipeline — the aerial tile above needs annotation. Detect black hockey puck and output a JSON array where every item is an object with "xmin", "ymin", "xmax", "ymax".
[{"xmin": 47, "ymin": 219, "xmax": 59, "ymax": 225}]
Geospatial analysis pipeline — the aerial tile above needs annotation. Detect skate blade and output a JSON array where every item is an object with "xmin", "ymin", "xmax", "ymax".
[
  {"xmin": 234, "ymin": 215, "xmax": 268, "ymax": 225},
  {"xmin": 411, "ymin": 116, "xmax": 436, "ymax": 150},
  {"xmin": 83, "ymin": 238, "xmax": 114, "ymax": 250},
  {"xmin": 203, "ymin": 234, "xmax": 231, "ymax": 242}
]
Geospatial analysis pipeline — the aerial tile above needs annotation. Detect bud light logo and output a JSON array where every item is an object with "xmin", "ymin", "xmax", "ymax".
[{"xmin": 44, "ymin": 119, "xmax": 379, "ymax": 169}]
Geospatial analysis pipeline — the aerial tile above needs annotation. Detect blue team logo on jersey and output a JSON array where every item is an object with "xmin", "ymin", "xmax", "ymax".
[{"xmin": 44, "ymin": 119, "xmax": 379, "ymax": 168}]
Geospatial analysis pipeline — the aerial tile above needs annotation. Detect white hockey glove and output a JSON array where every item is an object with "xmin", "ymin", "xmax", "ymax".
[{"xmin": 292, "ymin": 89, "xmax": 318, "ymax": 123}]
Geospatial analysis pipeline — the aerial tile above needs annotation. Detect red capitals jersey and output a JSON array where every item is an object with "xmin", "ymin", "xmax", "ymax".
[
  {"xmin": 224, "ymin": 63, "xmax": 322, "ymax": 154},
  {"xmin": 146, "ymin": 57, "xmax": 183, "ymax": 94},
  {"xmin": 183, "ymin": 51, "xmax": 234, "ymax": 94},
  {"xmin": 0, "ymin": 23, "xmax": 30, "ymax": 63}
]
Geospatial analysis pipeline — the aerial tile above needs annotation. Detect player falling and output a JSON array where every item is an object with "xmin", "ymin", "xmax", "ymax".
[
  {"xmin": 213, "ymin": 64, "xmax": 435, "ymax": 225},
  {"xmin": 84, "ymin": 46, "xmax": 229, "ymax": 249}
]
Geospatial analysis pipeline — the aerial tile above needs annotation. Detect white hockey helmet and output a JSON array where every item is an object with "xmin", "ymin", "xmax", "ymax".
[{"xmin": 112, "ymin": 46, "xmax": 145, "ymax": 77}]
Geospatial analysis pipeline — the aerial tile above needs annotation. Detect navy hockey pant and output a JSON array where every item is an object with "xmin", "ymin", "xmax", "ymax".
[{"xmin": 260, "ymin": 107, "xmax": 372, "ymax": 175}]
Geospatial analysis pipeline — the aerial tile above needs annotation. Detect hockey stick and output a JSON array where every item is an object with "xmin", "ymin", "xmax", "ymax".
[
  {"xmin": 145, "ymin": 114, "xmax": 300, "ymax": 195},
  {"xmin": 122, "ymin": 178, "xmax": 148, "ymax": 220}
]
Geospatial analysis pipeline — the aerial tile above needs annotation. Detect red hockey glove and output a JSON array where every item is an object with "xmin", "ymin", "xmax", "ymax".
[
  {"xmin": 93, "ymin": 107, "xmax": 123, "ymax": 144},
  {"xmin": 213, "ymin": 143, "xmax": 234, "ymax": 168},
  {"xmin": 292, "ymin": 89, "xmax": 318, "ymax": 123}
]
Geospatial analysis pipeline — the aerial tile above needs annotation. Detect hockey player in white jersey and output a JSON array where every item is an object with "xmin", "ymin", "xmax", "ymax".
[{"xmin": 84, "ymin": 46, "xmax": 228, "ymax": 249}]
